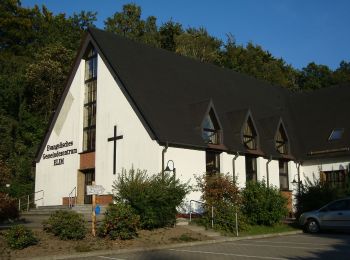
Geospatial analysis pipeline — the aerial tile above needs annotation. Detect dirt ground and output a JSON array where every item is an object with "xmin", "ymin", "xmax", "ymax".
[{"xmin": 0, "ymin": 226, "xmax": 209, "ymax": 259}]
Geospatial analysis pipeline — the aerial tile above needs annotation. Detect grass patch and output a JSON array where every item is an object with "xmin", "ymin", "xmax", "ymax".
[
  {"xmin": 240, "ymin": 223, "xmax": 300, "ymax": 237},
  {"xmin": 170, "ymin": 233, "xmax": 199, "ymax": 242},
  {"xmin": 74, "ymin": 243, "xmax": 93, "ymax": 252}
]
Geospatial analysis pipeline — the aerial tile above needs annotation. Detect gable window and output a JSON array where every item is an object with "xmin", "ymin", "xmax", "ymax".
[
  {"xmin": 202, "ymin": 109, "xmax": 221, "ymax": 145},
  {"xmin": 243, "ymin": 117, "xmax": 257, "ymax": 150},
  {"xmin": 83, "ymin": 47, "xmax": 97, "ymax": 152},
  {"xmin": 279, "ymin": 160, "xmax": 289, "ymax": 190},
  {"xmin": 206, "ymin": 151, "xmax": 220, "ymax": 174},
  {"xmin": 276, "ymin": 124, "xmax": 288, "ymax": 154},
  {"xmin": 328, "ymin": 128, "xmax": 344, "ymax": 141},
  {"xmin": 245, "ymin": 156, "xmax": 257, "ymax": 182}
]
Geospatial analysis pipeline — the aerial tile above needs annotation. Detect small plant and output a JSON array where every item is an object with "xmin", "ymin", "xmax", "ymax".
[
  {"xmin": 5, "ymin": 225, "xmax": 38, "ymax": 249},
  {"xmin": 98, "ymin": 202, "xmax": 140, "ymax": 240},
  {"xmin": 0, "ymin": 193, "xmax": 19, "ymax": 223},
  {"xmin": 43, "ymin": 210, "xmax": 87, "ymax": 240}
]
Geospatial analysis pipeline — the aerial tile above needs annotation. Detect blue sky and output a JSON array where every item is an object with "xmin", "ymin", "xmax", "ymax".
[{"xmin": 21, "ymin": 0, "xmax": 350, "ymax": 70}]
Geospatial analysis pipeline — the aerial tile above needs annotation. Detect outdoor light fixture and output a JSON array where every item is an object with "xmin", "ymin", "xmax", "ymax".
[
  {"xmin": 164, "ymin": 160, "xmax": 176, "ymax": 181},
  {"xmin": 291, "ymin": 174, "xmax": 302, "ymax": 185}
]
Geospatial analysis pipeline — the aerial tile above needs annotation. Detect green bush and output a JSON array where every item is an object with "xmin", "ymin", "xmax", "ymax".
[
  {"xmin": 43, "ymin": 210, "xmax": 87, "ymax": 240},
  {"xmin": 5, "ymin": 225, "xmax": 38, "ymax": 249},
  {"xmin": 113, "ymin": 168, "xmax": 190, "ymax": 229},
  {"xmin": 0, "ymin": 193, "xmax": 19, "ymax": 223},
  {"xmin": 98, "ymin": 202, "xmax": 140, "ymax": 240},
  {"xmin": 195, "ymin": 173, "xmax": 247, "ymax": 232},
  {"xmin": 295, "ymin": 176, "xmax": 348, "ymax": 219},
  {"xmin": 242, "ymin": 181, "xmax": 288, "ymax": 226}
]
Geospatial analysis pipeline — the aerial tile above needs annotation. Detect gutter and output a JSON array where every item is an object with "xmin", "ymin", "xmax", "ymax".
[
  {"xmin": 162, "ymin": 142, "xmax": 169, "ymax": 178},
  {"xmin": 232, "ymin": 152, "xmax": 240, "ymax": 181}
]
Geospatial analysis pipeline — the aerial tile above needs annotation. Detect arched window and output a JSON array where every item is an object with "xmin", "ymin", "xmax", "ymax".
[
  {"xmin": 243, "ymin": 117, "xmax": 257, "ymax": 150},
  {"xmin": 276, "ymin": 124, "xmax": 288, "ymax": 154},
  {"xmin": 202, "ymin": 109, "xmax": 220, "ymax": 144}
]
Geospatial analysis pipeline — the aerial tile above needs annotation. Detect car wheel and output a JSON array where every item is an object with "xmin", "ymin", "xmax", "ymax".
[{"xmin": 305, "ymin": 219, "xmax": 320, "ymax": 233}]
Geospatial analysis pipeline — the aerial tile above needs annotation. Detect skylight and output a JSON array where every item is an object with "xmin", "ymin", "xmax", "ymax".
[{"xmin": 328, "ymin": 129, "xmax": 344, "ymax": 141}]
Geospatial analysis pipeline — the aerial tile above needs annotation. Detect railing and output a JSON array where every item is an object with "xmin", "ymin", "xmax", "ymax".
[
  {"xmin": 189, "ymin": 199, "xmax": 239, "ymax": 237},
  {"xmin": 68, "ymin": 187, "xmax": 77, "ymax": 208},
  {"xmin": 18, "ymin": 190, "xmax": 44, "ymax": 212}
]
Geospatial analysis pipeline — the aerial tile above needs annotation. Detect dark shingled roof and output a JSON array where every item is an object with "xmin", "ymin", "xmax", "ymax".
[{"xmin": 36, "ymin": 27, "xmax": 350, "ymax": 162}]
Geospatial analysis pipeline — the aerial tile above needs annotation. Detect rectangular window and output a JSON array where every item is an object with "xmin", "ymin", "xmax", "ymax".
[
  {"xmin": 279, "ymin": 160, "xmax": 289, "ymax": 190},
  {"xmin": 206, "ymin": 151, "xmax": 220, "ymax": 174},
  {"xmin": 246, "ymin": 156, "xmax": 257, "ymax": 182},
  {"xmin": 323, "ymin": 170, "xmax": 346, "ymax": 188},
  {"xmin": 83, "ymin": 50, "xmax": 97, "ymax": 152}
]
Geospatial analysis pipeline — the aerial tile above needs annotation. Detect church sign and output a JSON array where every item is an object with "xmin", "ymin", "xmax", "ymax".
[{"xmin": 42, "ymin": 141, "xmax": 77, "ymax": 166}]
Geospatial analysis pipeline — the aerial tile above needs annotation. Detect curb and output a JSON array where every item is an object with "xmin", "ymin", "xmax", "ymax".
[{"xmin": 22, "ymin": 230, "xmax": 303, "ymax": 260}]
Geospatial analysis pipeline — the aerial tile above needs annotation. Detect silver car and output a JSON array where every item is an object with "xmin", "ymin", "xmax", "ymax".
[{"xmin": 299, "ymin": 197, "xmax": 350, "ymax": 233}]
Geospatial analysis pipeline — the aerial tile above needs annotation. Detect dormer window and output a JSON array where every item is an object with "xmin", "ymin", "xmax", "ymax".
[
  {"xmin": 202, "ymin": 109, "xmax": 221, "ymax": 145},
  {"xmin": 243, "ymin": 117, "xmax": 257, "ymax": 150},
  {"xmin": 276, "ymin": 124, "xmax": 288, "ymax": 154}
]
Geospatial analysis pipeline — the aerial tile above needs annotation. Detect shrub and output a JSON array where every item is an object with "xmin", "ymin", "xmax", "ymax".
[
  {"xmin": 98, "ymin": 202, "xmax": 139, "ymax": 240},
  {"xmin": 0, "ymin": 193, "xmax": 19, "ymax": 223},
  {"xmin": 43, "ymin": 210, "xmax": 87, "ymax": 240},
  {"xmin": 195, "ymin": 173, "xmax": 248, "ymax": 232},
  {"xmin": 242, "ymin": 181, "xmax": 288, "ymax": 226},
  {"xmin": 295, "ymin": 176, "xmax": 347, "ymax": 219},
  {"xmin": 5, "ymin": 225, "xmax": 38, "ymax": 249},
  {"xmin": 113, "ymin": 168, "xmax": 190, "ymax": 229}
]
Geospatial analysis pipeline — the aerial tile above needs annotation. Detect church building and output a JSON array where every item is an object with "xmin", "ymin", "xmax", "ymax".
[{"xmin": 35, "ymin": 28, "xmax": 350, "ymax": 212}]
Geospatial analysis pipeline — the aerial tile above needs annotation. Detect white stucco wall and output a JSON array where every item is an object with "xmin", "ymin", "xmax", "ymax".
[
  {"xmin": 35, "ymin": 61, "xmax": 84, "ymax": 206},
  {"xmin": 301, "ymin": 161, "xmax": 350, "ymax": 183},
  {"xmin": 95, "ymin": 56, "xmax": 162, "ymax": 194},
  {"xmin": 221, "ymin": 153, "xmax": 246, "ymax": 188}
]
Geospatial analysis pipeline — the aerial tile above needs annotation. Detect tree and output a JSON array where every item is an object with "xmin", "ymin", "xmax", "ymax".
[
  {"xmin": 104, "ymin": 4, "xmax": 145, "ymax": 40},
  {"xmin": 298, "ymin": 62, "xmax": 334, "ymax": 90},
  {"xmin": 332, "ymin": 61, "xmax": 350, "ymax": 85},
  {"xmin": 24, "ymin": 44, "xmax": 74, "ymax": 121},
  {"xmin": 175, "ymin": 27, "xmax": 222, "ymax": 63},
  {"xmin": 159, "ymin": 20, "xmax": 183, "ymax": 51}
]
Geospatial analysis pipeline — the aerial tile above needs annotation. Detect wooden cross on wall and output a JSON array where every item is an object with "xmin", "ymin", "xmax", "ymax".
[{"xmin": 107, "ymin": 125, "xmax": 123, "ymax": 175}]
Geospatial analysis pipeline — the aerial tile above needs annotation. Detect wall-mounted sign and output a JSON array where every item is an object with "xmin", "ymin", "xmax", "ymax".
[
  {"xmin": 42, "ymin": 141, "xmax": 77, "ymax": 166},
  {"xmin": 86, "ymin": 185, "xmax": 105, "ymax": 195}
]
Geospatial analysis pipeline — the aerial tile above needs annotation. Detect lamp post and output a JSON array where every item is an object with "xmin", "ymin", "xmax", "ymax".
[
  {"xmin": 291, "ymin": 174, "xmax": 302, "ymax": 195},
  {"xmin": 164, "ymin": 160, "xmax": 176, "ymax": 226},
  {"xmin": 164, "ymin": 160, "xmax": 176, "ymax": 183}
]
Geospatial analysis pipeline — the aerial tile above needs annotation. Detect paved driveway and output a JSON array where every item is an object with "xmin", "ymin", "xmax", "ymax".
[{"xmin": 78, "ymin": 233, "xmax": 350, "ymax": 260}]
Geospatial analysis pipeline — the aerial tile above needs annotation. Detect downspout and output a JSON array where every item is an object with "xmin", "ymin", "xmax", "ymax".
[
  {"xmin": 161, "ymin": 142, "xmax": 168, "ymax": 179},
  {"xmin": 232, "ymin": 152, "xmax": 239, "ymax": 182},
  {"xmin": 266, "ymin": 155, "xmax": 272, "ymax": 187},
  {"xmin": 296, "ymin": 162, "xmax": 301, "ymax": 195}
]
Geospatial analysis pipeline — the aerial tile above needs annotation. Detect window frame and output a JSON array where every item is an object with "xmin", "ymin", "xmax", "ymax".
[{"xmin": 279, "ymin": 160, "xmax": 289, "ymax": 191}]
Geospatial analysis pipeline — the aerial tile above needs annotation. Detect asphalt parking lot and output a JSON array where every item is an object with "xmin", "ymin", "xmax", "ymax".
[{"xmin": 76, "ymin": 232, "xmax": 350, "ymax": 260}]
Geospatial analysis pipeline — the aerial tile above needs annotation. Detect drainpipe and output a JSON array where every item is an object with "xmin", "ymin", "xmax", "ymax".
[
  {"xmin": 161, "ymin": 142, "xmax": 168, "ymax": 179},
  {"xmin": 266, "ymin": 156, "xmax": 272, "ymax": 187},
  {"xmin": 232, "ymin": 152, "xmax": 239, "ymax": 182},
  {"xmin": 296, "ymin": 162, "xmax": 301, "ymax": 195}
]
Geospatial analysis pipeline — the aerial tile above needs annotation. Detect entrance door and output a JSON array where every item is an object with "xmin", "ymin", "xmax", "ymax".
[{"xmin": 84, "ymin": 170, "xmax": 95, "ymax": 204}]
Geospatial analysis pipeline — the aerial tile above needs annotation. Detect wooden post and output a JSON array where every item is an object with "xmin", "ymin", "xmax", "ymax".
[{"xmin": 92, "ymin": 181, "xmax": 96, "ymax": 237}]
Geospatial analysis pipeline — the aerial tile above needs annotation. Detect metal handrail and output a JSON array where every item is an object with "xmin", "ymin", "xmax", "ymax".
[
  {"xmin": 68, "ymin": 187, "xmax": 77, "ymax": 208},
  {"xmin": 189, "ymin": 199, "xmax": 239, "ymax": 237},
  {"xmin": 18, "ymin": 190, "xmax": 44, "ymax": 211}
]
